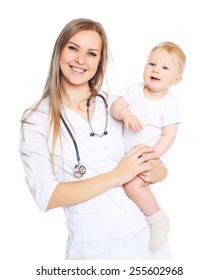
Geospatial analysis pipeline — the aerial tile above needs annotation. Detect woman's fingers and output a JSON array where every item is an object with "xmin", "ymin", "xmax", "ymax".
[
  {"xmin": 138, "ymin": 173, "xmax": 149, "ymax": 183},
  {"xmin": 140, "ymin": 152, "xmax": 157, "ymax": 162},
  {"xmin": 139, "ymin": 159, "xmax": 168, "ymax": 183},
  {"xmin": 125, "ymin": 145, "xmax": 155, "ymax": 159},
  {"xmin": 115, "ymin": 145, "xmax": 159, "ymax": 185}
]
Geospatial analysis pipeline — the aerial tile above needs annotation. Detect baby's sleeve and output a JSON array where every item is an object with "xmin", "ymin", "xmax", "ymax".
[{"xmin": 162, "ymin": 96, "xmax": 181, "ymax": 127}]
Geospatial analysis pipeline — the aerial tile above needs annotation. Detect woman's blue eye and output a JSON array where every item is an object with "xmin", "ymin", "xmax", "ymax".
[
  {"xmin": 88, "ymin": 52, "xmax": 97, "ymax": 57},
  {"xmin": 69, "ymin": 46, "xmax": 77, "ymax": 51}
]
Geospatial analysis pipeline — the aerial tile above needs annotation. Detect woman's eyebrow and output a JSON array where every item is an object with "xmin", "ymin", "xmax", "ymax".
[{"xmin": 68, "ymin": 41, "xmax": 100, "ymax": 52}]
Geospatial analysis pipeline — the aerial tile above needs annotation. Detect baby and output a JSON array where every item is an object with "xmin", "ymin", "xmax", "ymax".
[{"xmin": 111, "ymin": 41, "xmax": 186, "ymax": 250}]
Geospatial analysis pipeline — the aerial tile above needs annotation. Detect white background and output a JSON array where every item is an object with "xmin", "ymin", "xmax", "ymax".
[{"xmin": 1, "ymin": 0, "xmax": 218, "ymax": 279}]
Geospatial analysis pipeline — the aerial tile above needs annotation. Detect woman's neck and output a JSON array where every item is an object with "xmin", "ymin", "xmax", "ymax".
[
  {"xmin": 61, "ymin": 82, "xmax": 91, "ymax": 107},
  {"xmin": 60, "ymin": 82, "xmax": 94, "ymax": 120}
]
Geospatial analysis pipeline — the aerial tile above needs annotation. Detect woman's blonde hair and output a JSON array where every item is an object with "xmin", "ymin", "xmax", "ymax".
[
  {"xmin": 149, "ymin": 41, "xmax": 186, "ymax": 75},
  {"xmin": 22, "ymin": 18, "xmax": 109, "ymax": 156}
]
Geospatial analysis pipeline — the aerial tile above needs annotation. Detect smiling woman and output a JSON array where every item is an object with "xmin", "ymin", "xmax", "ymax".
[{"xmin": 19, "ymin": 18, "xmax": 170, "ymax": 260}]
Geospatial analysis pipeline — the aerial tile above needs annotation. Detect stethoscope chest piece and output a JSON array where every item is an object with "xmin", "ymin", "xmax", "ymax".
[{"xmin": 74, "ymin": 162, "xmax": 86, "ymax": 178}]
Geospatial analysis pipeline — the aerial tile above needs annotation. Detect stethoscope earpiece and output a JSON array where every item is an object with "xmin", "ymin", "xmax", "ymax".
[{"xmin": 90, "ymin": 131, "xmax": 108, "ymax": 137}]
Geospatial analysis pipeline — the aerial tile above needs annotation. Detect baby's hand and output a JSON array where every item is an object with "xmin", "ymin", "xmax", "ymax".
[{"xmin": 123, "ymin": 112, "xmax": 143, "ymax": 132}]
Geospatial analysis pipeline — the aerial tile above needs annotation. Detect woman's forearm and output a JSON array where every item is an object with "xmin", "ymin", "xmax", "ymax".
[{"xmin": 46, "ymin": 170, "xmax": 118, "ymax": 210}]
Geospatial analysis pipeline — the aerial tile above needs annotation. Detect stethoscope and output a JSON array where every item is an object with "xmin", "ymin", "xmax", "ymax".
[{"xmin": 60, "ymin": 94, "xmax": 108, "ymax": 178}]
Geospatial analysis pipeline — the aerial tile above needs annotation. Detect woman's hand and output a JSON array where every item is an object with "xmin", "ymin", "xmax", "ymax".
[
  {"xmin": 113, "ymin": 145, "xmax": 158, "ymax": 186},
  {"xmin": 138, "ymin": 158, "xmax": 168, "ymax": 184}
]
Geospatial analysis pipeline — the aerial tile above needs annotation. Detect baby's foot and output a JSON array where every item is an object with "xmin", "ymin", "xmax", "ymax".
[{"xmin": 146, "ymin": 209, "xmax": 170, "ymax": 251}]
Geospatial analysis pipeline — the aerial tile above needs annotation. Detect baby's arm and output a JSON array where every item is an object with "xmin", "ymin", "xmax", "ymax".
[
  {"xmin": 111, "ymin": 96, "xmax": 143, "ymax": 132},
  {"xmin": 153, "ymin": 124, "xmax": 178, "ymax": 157}
]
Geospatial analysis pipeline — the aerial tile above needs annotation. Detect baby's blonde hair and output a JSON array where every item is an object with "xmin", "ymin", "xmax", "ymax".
[{"xmin": 149, "ymin": 41, "xmax": 186, "ymax": 75}]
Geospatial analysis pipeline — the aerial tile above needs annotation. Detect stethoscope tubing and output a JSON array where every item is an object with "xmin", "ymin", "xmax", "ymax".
[
  {"xmin": 60, "ymin": 113, "xmax": 81, "ymax": 162},
  {"xmin": 60, "ymin": 93, "xmax": 109, "ymax": 177}
]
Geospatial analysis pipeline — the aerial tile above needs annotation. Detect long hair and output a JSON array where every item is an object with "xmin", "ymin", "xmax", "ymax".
[{"xmin": 22, "ymin": 18, "xmax": 109, "ymax": 159}]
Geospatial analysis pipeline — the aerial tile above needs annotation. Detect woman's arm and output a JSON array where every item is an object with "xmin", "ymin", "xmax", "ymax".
[{"xmin": 47, "ymin": 145, "xmax": 157, "ymax": 210}]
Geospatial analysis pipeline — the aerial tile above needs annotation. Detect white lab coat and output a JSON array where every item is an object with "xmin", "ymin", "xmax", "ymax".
[{"xmin": 19, "ymin": 94, "xmax": 172, "ymax": 260}]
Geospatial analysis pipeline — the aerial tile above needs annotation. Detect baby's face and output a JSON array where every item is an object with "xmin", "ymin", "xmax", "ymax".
[{"xmin": 143, "ymin": 50, "xmax": 181, "ymax": 94}]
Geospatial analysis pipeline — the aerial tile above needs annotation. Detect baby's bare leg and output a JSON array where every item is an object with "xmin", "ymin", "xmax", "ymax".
[
  {"xmin": 124, "ymin": 176, "xmax": 160, "ymax": 215},
  {"xmin": 124, "ymin": 177, "xmax": 170, "ymax": 251}
]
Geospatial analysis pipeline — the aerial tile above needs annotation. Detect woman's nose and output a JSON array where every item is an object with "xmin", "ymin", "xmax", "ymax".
[{"xmin": 75, "ymin": 53, "xmax": 85, "ymax": 65}]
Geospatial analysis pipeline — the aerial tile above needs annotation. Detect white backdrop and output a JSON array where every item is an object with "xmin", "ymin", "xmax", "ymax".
[{"xmin": 1, "ymin": 0, "xmax": 218, "ymax": 279}]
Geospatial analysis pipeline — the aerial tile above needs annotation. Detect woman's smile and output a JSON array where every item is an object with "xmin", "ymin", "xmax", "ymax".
[{"xmin": 69, "ymin": 65, "xmax": 87, "ymax": 74}]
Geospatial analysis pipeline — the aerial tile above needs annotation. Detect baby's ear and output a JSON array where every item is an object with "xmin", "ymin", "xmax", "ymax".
[{"xmin": 173, "ymin": 76, "xmax": 182, "ymax": 85}]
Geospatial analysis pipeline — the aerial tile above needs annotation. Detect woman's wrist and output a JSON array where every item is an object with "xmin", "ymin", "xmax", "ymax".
[{"xmin": 107, "ymin": 169, "xmax": 124, "ymax": 187}]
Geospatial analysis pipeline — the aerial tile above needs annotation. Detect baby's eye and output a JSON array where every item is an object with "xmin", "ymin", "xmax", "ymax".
[
  {"xmin": 163, "ymin": 66, "xmax": 169, "ymax": 70},
  {"xmin": 149, "ymin": 62, "xmax": 155, "ymax": 66}
]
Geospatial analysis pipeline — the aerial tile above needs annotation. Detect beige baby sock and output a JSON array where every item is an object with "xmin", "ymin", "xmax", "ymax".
[{"xmin": 146, "ymin": 209, "xmax": 170, "ymax": 251}]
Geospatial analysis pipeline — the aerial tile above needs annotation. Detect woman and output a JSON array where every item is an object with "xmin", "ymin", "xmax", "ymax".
[{"xmin": 19, "ymin": 18, "xmax": 171, "ymax": 259}]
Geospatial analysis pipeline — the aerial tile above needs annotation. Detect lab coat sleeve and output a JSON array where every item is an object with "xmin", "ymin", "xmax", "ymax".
[{"xmin": 19, "ymin": 113, "xmax": 59, "ymax": 212}]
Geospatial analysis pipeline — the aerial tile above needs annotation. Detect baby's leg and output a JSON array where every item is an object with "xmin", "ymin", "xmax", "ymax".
[
  {"xmin": 124, "ymin": 176, "xmax": 160, "ymax": 215},
  {"xmin": 124, "ymin": 177, "xmax": 170, "ymax": 251}
]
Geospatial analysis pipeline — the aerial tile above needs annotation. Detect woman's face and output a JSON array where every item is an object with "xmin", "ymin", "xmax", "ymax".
[{"xmin": 59, "ymin": 30, "xmax": 102, "ymax": 88}]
